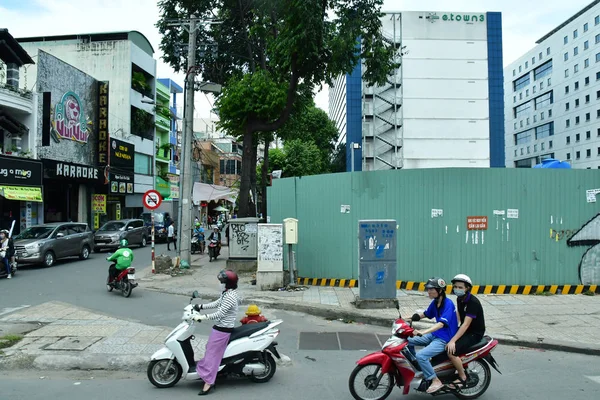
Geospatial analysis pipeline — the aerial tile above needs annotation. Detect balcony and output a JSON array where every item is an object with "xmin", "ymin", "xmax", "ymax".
[
  {"xmin": 155, "ymin": 113, "xmax": 170, "ymax": 131},
  {"xmin": 0, "ymin": 81, "xmax": 33, "ymax": 114}
]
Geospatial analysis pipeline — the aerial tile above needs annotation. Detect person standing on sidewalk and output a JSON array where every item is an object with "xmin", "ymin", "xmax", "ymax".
[
  {"xmin": 193, "ymin": 270, "xmax": 240, "ymax": 395},
  {"xmin": 408, "ymin": 277, "xmax": 458, "ymax": 393},
  {"xmin": 167, "ymin": 222, "xmax": 177, "ymax": 251},
  {"xmin": 0, "ymin": 229, "xmax": 12, "ymax": 279},
  {"xmin": 446, "ymin": 274, "xmax": 486, "ymax": 389}
]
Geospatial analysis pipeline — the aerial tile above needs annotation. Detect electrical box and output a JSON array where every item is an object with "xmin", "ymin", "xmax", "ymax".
[
  {"xmin": 283, "ymin": 218, "xmax": 298, "ymax": 244},
  {"xmin": 358, "ymin": 220, "xmax": 397, "ymax": 299}
]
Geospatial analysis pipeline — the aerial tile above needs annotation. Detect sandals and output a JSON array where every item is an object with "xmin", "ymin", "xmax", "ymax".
[
  {"xmin": 426, "ymin": 381, "xmax": 445, "ymax": 393},
  {"xmin": 447, "ymin": 375, "xmax": 468, "ymax": 390}
]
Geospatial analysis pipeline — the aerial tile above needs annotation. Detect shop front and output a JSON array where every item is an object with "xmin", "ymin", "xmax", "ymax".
[
  {"xmin": 108, "ymin": 138, "xmax": 136, "ymax": 218},
  {"xmin": 42, "ymin": 159, "xmax": 104, "ymax": 227},
  {"xmin": 0, "ymin": 155, "xmax": 43, "ymax": 235}
]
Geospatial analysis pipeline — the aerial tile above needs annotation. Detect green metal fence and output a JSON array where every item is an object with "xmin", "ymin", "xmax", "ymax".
[{"xmin": 267, "ymin": 168, "xmax": 600, "ymax": 286}]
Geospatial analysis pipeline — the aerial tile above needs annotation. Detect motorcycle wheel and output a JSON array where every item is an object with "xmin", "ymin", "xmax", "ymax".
[
  {"xmin": 122, "ymin": 280, "xmax": 132, "ymax": 298},
  {"xmin": 452, "ymin": 360, "xmax": 491, "ymax": 400},
  {"xmin": 106, "ymin": 275, "xmax": 113, "ymax": 292},
  {"xmin": 248, "ymin": 352, "xmax": 277, "ymax": 383},
  {"xmin": 147, "ymin": 359, "xmax": 183, "ymax": 388},
  {"xmin": 348, "ymin": 363, "xmax": 394, "ymax": 400}
]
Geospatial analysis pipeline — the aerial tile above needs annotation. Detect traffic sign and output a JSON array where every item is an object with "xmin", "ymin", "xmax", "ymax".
[{"xmin": 143, "ymin": 189, "xmax": 162, "ymax": 210}]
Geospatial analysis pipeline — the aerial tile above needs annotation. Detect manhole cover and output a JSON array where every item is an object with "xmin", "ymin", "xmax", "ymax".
[
  {"xmin": 337, "ymin": 332, "xmax": 381, "ymax": 350},
  {"xmin": 299, "ymin": 332, "xmax": 340, "ymax": 350},
  {"xmin": 45, "ymin": 337, "xmax": 103, "ymax": 351}
]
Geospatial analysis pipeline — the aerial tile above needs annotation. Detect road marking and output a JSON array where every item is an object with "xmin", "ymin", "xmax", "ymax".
[
  {"xmin": 0, "ymin": 305, "xmax": 31, "ymax": 318},
  {"xmin": 585, "ymin": 376, "xmax": 600, "ymax": 385}
]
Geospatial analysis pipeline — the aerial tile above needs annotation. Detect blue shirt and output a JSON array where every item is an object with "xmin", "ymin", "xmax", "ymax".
[{"xmin": 424, "ymin": 297, "xmax": 459, "ymax": 343}]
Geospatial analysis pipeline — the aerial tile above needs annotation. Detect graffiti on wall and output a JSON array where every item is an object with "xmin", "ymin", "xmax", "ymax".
[
  {"xmin": 566, "ymin": 213, "xmax": 600, "ymax": 285},
  {"xmin": 52, "ymin": 91, "xmax": 90, "ymax": 144}
]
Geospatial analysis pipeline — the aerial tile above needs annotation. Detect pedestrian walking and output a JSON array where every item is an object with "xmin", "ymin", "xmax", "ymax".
[{"xmin": 167, "ymin": 222, "xmax": 177, "ymax": 251}]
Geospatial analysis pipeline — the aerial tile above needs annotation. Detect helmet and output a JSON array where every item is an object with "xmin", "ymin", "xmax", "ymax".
[
  {"xmin": 120, "ymin": 239, "xmax": 128, "ymax": 248},
  {"xmin": 0, "ymin": 229, "xmax": 8, "ymax": 235},
  {"xmin": 218, "ymin": 269, "xmax": 239, "ymax": 289},
  {"xmin": 246, "ymin": 304, "xmax": 261, "ymax": 316},
  {"xmin": 451, "ymin": 274, "xmax": 473, "ymax": 287},
  {"xmin": 195, "ymin": 222, "xmax": 201, "ymax": 227},
  {"xmin": 425, "ymin": 277, "xmax": 446, "ymax": 290}
]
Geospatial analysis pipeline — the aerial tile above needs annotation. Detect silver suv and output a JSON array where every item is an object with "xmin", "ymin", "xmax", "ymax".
[
  {"xmin": 93, "ymin": 219, "xmax": 147, "ymax": 252},
  {"xmin": 13, "ymin": 223, "xmax": 94, "ymax": 267}
]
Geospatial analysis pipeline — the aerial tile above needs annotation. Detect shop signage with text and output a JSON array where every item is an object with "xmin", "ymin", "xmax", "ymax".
[
  {"xmin": 43, "ymin": 159, "xmax": 101, "ymax": 182},
  {"xmin": 109, "ymin": 172, "xmax": 134, "ymax": 194},
  {"xmin": 97, "ymin": 81, "xmax": 109, "ymax": 166},
  {"xmin": 0, "ymin": 155, "xmax": 43, "ymax": 186},
  {"xmin": 0, "ymin": 185, "xmax": 43, "ymax": 202},
  {"xmin": 109, "ymin": 138, "xmax": 134, "ymax": 170},
  {"xmin": 92, "ymin": 194, "xmax": 106, "ymax": 213},
  {"xmin": 442, "ymin": 13, "xmax": 485, "ymax": 22},
  {"xmin": 467, "ymin": 216, "xmax": 488, "ymax": 230},
  {"xmin": 52, "ymin": 91, "xmax": 90, "ymax": 143}
]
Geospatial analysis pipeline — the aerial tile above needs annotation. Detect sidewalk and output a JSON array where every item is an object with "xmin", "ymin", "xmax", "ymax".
[
  {"xmin": 0, "ymin": 301, "xmax": 208, "ymax": 371},
  {"xmin": 140, "ymin": 247, "xmax": 600, "ymax": 355}
]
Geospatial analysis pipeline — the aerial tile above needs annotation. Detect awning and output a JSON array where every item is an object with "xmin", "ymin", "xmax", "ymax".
[
  {"xmin": 193, "ymin": 182, "xmax": 238, "ymax": 204},
  {"xmin": 0, "ymin": 185, "xmax": 43, "ymax": 202}
]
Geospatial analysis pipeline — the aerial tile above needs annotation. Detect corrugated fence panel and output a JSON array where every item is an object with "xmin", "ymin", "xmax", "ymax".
[{"xmin": 267, "ymin": 169, "xmax": 600, "ymax": 286}]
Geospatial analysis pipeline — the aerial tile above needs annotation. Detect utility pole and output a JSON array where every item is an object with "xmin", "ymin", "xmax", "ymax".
[{"xmin": 171, "ymin": 15, "xmax": 222, "ymax": 266}]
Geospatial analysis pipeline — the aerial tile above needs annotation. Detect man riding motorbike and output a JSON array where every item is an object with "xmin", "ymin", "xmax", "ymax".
[
  {"xmin": 207, "ymin": 227, "xmax": 221, "ymax": 256},
  {"xmin": 107, "ymin": 239, "xmax": 134, "ymax": 283},
  {"xmin": 446, "ymin": 274, "xmax": 486, "ymax": 389},
  {"xmin": 408, "ymin": 277, "xmax": 459, "ymax": 393},
  {"xmin": 193, "ymin": 222, "xmax": 206, "ymax": 253}
]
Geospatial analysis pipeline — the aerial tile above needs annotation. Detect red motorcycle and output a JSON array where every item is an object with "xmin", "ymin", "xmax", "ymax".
[
  {"xmin": 349, "ymin": 306, "xmax": 500, "ymax": 400},
  {"xmin": 106, "ymin": 265, "xmax": 138, "ymax": 298}
]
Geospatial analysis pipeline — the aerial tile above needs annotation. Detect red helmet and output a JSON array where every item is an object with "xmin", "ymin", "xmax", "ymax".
[{"xmin": 218, "ymin": 269, "xmax": 238, "ymax": 289}]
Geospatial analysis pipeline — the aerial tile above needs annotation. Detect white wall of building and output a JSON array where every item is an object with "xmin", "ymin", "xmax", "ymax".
[{"xmin": 505, "ymin": 1, "xmax": 600, "ymax": 169}]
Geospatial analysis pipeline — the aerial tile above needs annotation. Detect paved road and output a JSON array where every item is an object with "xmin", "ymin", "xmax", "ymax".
[{"xmin": 2, "ymin": 347, "xmax": 600, "ymax": 400}]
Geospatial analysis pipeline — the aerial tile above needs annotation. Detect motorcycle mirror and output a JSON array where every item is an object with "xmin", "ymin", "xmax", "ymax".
[{"xmin": 192, "ymin": 290, "xmax": 199, "ymax": 298}]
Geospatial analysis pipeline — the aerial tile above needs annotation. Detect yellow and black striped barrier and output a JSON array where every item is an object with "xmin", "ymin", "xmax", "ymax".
[{"xmin": 296, "ymin": 277, "xmax": 599, "ymax": 295}]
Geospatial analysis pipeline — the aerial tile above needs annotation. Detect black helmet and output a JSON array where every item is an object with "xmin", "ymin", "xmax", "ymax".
[
  {"xmin": 425, "ymin": 277, "xmax": 447, "ymax": 290},
  {"xmin": 218, "ymin": 269, "xmax": 238, "ymax": 289}
]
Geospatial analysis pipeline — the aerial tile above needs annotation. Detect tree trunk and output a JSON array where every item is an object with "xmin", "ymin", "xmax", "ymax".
[
  {"xmin": 249, "ymin": 143, "xmax": 258, "ymax": 217},
  {"xmin": 238, "ymin": 130, "xmax": 255, "ymax": 217},
  {"xmin": 261, "ymin": 141, "xmax": 270, "ymax": 220}
]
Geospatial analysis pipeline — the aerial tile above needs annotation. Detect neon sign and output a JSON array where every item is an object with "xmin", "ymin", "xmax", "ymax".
[{"xmin": 52, "ymin": 91, "xmax": 90, "ymax": 143}]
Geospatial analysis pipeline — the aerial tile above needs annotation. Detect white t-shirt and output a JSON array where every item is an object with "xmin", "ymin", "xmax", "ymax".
[{"xmin": 167, "ymin": 225, "xmax": 174, "ymax": 238}]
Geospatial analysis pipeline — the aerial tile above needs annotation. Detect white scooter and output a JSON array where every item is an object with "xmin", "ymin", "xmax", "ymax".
[{"xmin": 147, "ymin": 291, "xmax": 283, "ymax": 388}]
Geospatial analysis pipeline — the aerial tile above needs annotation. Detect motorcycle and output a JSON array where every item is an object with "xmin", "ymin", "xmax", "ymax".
[
  {"xmin": 208, "ymin": 239, "xmax": 219, "ymax": 262},
  {"xmin": 147, "ymin": 290, "xmax": 283, "ymax": 388},
  {"xmin": 106, "ymin": 256, "xmax": 137, "ymax": 298},
  {"xmin": 191, "ymin": 233, "xmax": 205, "ymax": 255},
  {"xmin": 0, "ymin": 259, "xmax": 16, "ymax": 279},
  {"xmin": 349, "ymin": 305, "xmax": 501, "ymax": 400}
]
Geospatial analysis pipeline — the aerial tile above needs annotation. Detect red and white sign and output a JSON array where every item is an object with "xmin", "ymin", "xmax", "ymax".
[
  {"xmin": 467, "ymin": 216, "xmax": 488, "ymax": 231},
  {"xmin": 143, "ymin": 189, "xmax": 163, "ymax": 210}
]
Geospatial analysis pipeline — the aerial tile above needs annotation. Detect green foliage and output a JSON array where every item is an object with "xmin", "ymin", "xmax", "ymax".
[
  {"xmin": 277, "ymin": 104, "xmax": 339, "ymax": 172},
  {"xmin": 330, "ymin": 141, "xmax": 347, "ymax": 173},
  {"xmin": 283, "ymin": 139, "xmax": 323, "ymax": 177}
]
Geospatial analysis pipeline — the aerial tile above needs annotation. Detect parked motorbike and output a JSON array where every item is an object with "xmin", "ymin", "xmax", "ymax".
[
  {"xmin": 147, "ymin": 290, "xmax": 283, "ymax": 388},
  {"xmin": 191, "ymin": 233, "xmax": 205, "ymax": 254},
  {"xmin": 106, "ymin": 256, "xmax": 137, "ymax": 298},
  {"xmin": 208, "ymin": 239, "xmax": 219, "ymax": 262},
  {"xmin": 348, "ymin": 305, "xmax": 500, "ymax": 400}
]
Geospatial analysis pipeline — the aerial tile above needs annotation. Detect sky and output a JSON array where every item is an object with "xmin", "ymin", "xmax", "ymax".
[{"xmin": 0, "ymin": 0, "xmax": 595, "ymax": 119}]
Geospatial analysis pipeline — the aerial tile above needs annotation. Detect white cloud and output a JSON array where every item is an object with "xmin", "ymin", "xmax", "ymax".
[{"xmin": 1, "ymin": 0, "xmax": 595, "ymax": 116}]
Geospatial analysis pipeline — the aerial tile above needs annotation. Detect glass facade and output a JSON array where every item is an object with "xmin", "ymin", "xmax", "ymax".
[
  {"xmin": 345, "ymin": 59, "xmax": 362, "ymax": 172},
  {"xmin": 487, "ymin": 12, "xmax": 505, "ymax": 167}
]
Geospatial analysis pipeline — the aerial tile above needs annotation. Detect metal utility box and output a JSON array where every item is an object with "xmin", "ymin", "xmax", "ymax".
[
  {"xmin": 228, "ymin": 217, "xmax": 260, "ymax": 259},
  {"xmin": 283, "ymin": 217, "xmax": 298, "ymax": 244},
  {"xmin": 358, "ymin": 220, "xmax": 397, "ymax": 300}
]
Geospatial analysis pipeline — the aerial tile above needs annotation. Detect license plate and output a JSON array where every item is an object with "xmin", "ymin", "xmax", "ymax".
[{"xmin": 127, "ymin": 274, "xmax": 135, "ymax": 280}]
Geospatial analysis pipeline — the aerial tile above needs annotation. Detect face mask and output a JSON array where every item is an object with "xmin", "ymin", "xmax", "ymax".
[
  {"xmin": 454, "ymin": 289, "xmax": 466, "ymax": 297},
  {"xmin": 220, "ymin": 283, "xmax": 226, "ymax": 291}
]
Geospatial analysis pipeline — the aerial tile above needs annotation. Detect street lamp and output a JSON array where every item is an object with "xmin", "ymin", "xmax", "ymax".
[{"xmin": 350, "ymin": 142, "xmax": 361, "ymax": 172}]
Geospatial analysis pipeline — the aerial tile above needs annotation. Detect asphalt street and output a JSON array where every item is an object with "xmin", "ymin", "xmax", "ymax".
[
  {"xmin": 2, "ymin": 347, "xmax": 600, "ymax": 400},
  {"xmin": 2, "ymin": 247, "xmax": 600, "ymax": 399}
]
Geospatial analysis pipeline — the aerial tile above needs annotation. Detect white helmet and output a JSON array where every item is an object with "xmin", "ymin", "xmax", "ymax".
[{"xmin": 451, "ymin": 274, "xmax": 472, "ymax": 287}]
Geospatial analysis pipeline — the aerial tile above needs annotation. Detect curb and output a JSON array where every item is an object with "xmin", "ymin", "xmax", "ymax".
[
  {"xmin": 144, "ymin": 285, "xmax": 600, "ymax": 357},
  {"xmin": 0, "ymin": 353, "xmax": 149, "ymax": 372}
]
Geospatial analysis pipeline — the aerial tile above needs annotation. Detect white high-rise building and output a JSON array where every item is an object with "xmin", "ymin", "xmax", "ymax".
[
  {"xmin": 505, "ymin": 0, "xmax": 600, "ymax": 169},
  {"xmin": 330, "ymin": 11, "xmax": 505, "ymax": 171}
]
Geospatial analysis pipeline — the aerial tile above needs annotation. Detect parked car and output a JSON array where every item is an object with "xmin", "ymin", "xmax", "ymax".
[
  {"xmin": 13, "ymin": 223, "xmax": 94, "ymax": 267},
  {"xmin": 93, "ymin": 219, "xmax": 147, "ymax": 252}
]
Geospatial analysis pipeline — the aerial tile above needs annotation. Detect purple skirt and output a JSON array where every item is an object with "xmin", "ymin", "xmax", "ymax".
[{"xmin": 196, "ymin": 328, "xmax": 231, "ymax": 384}]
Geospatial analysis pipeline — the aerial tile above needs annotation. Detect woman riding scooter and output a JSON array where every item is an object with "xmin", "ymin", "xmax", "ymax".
[{"xmin": 193, "ymin": 269, "xmax": 241, "ymax": 395}]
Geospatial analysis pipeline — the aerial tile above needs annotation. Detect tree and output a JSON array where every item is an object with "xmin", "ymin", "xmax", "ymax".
[
  {"xmin": 283, "ymin": 140, "xmax": 323, "ymax": 177},
  {"xmin": 277, "ymin": 104, "xmax": 339, "ymax": 172},
  {"xmin": 330, "ymin": 141, "xmax": 347, "ymax": 173},
  {"xmin": 157, "ymin": 0, "xmax": 399, "ymax": 216}
]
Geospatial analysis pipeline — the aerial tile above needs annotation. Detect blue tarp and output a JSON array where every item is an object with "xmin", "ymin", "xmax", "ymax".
[{"xmin": 533, "ymin": 158, "xmax": 572, "ymax": 169}]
